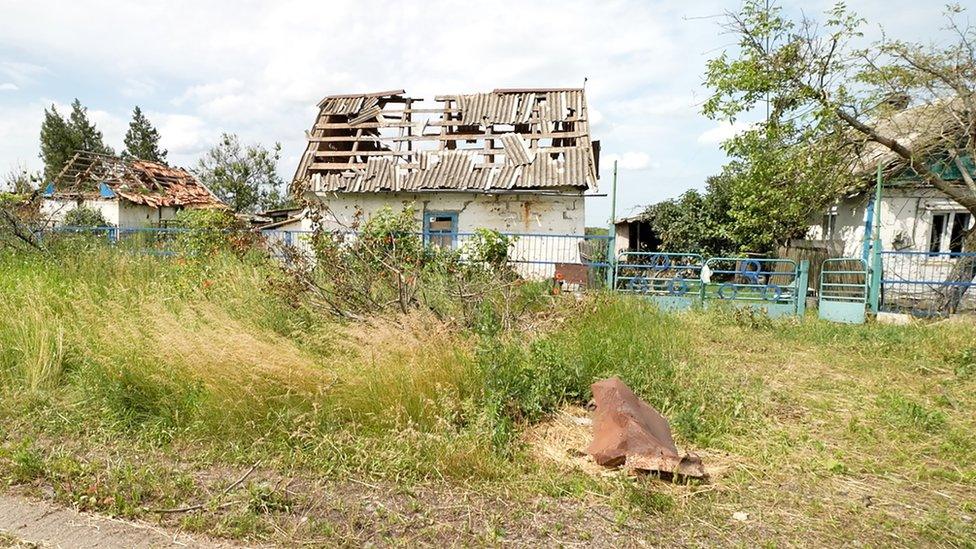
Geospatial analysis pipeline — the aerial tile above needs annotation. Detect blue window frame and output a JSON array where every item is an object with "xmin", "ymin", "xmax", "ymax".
[{"xmin": 423, "ymin": 210, "xmax": 458, "ymax": 248}]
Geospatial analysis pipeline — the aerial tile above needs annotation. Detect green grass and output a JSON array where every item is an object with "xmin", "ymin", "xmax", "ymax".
[{"xmin": 0, "ymin": 243, "xmax": 974, "ymax": 545}]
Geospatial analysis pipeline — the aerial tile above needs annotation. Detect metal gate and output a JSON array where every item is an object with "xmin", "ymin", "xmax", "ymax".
[
  {"xmin": 614, "ymin": 252, "xmax": 704, "ymax": 311},
  {"xmin": 819, "ymin": 258, "xmax": 868, "ymax": 324},
  {"xmin": 615, "ymin": 253, "xmax": 808, "ymax": 317},
  {"xmin": 701, "ymin": 257, "xmax": 807, "ymax": 318}
]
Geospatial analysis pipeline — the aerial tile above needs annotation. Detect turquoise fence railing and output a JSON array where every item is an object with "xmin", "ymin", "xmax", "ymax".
[{"xmin": 819, "ymin": 258, "xmax": 867, "ymax": 324}]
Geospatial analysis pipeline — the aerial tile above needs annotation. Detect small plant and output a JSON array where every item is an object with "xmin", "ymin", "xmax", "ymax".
[
  {"xmin": 945, "ymin": 347, "xmax": 976, "ymax": 380},
  {"xmin": 731, "ymin": 305, "xmax": 773, "ymax": 329}
]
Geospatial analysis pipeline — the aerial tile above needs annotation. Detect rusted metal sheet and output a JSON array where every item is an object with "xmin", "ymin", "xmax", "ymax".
[{"xmin": 586, "ymin": 377, "xmax": 706, "ymax": 478}]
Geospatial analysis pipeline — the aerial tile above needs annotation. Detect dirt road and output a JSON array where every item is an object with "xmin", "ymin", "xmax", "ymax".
[{"xmin": 0, "ymin": 495, "xmax": 233, "ymax": 548}]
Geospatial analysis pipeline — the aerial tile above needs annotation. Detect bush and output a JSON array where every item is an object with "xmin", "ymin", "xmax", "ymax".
[
  {"xmin": 64, "ymin": 206, "xmax": 110, "ymax": 227},
  {"xmin": 172, "ymin": 208, "xmax": 251, "ymax": 257},
  {"xmin": 465, "ymin": 229, "xmax": 516, "ymax": 270},
  {"xmin": 285, "ymin": 206, "xmax": 545, "ymax": 327}
]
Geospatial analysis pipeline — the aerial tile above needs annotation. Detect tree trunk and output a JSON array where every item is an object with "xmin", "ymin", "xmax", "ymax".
[{"xmin": 937, "ymin": 228, "xmax": 976, "ymax": 314}]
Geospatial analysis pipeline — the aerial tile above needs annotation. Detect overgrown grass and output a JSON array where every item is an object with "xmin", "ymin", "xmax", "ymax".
[
  {"xmin": 0, "ymin": 243, "xmax": 730, "ymax": 483},
  {"xmin": 2, "ymin": 243, "xmax": 974, "ymax": 545}
]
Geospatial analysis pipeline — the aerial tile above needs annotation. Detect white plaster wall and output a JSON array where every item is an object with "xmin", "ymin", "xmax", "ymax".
[
  {"xmin": 812, "ymin": 187, "xmax": 976, "ymax": 307},
  {"xmin": 117, "ymin": 201, "xmax": 181, "ymax": 227},
  {"xmin": 41, "ymin": 199, "xmax": 182, "ymax": 228},
  {"xmin": 41, "ymin": 198, "xmax": 120, "ymax": 226},
  {"xmin": 813, "ymin": 188, "xmax": 969, "ymax": 257},
  {"xmin": 310, "ymin": 191, "xmax": 587, "ymax": 278},
  {"xmin": 312, "ymin": 191, "xmax": 585, "ymax": 235},
  {"xmin": 614, "ymin": 223, "xmax": 630, "ymax": 256}
]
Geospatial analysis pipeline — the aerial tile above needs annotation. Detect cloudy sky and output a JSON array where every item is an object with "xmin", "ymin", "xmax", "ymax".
[{"xmin": 0, "ymin": 0, "xmax": 953, "ymax": 225}]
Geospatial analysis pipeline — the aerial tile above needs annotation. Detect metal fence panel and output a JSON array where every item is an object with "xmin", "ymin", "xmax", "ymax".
[
  {"xmin": 702, "ymin": 257, "xmax": 801, "ymax": 318},
  {"xmin": 614, "ymin": 252, "xmax": 704, "ymax": 311},
  {"xmin": 879, "ymin": 251, "xmax": 976, "ymax": 317},
  {"xmin": 819, "ymin": 258, "xmax": 867, "ymax": 324}
]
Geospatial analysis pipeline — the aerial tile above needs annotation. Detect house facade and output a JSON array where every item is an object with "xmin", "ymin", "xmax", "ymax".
[
  {"xmin": 289, "ymin": 88, "xmax": 601, "ymax": 278},
  {"xmin": 41, "ymin": 151, "xmax": 225, "ymax": 228},
  {"xmin": 292, "ymin": 89, "xmax": 597, "ymax": 231},
  {"xmin": 808, "ymin": 185, "xmax": 973, "ymax": 258}
]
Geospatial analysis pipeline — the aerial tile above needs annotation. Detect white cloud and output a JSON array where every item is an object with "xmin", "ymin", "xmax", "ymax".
[
  {"xmin": 151, "ymin": 113, "xmax": 211, "ymax": 157},
  {"xmin": 603, "ymin": 151, "xmax": 654, "ymax": 171},
  {"xmin": 696, "ymin": 121, "xmax": 752, "ymax": 145},
  {"xmin": 0, "ymin": 0, "xmax": 955, "ymax": 223},
  {"xmin": 121, "ymin": 77, "xmax": 157, "ymax": 98},
  {"xmin": 0, "ymin": 83, "xmax": 17, "ymax": 91},
  {"xmin": 0, "ymin": 61, "xmax": 48, "ymax": 87}
]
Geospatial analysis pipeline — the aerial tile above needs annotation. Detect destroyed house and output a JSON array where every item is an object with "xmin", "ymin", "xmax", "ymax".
[
  {"xmin": 292, "ymin": 88, "xmax": 600, "ymax": 240},
  {"xmin": 42, "ymin": 151, "xmax": 226, "ymax": 228}
]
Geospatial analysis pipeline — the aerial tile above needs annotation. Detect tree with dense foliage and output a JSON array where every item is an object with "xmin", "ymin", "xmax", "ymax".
[
  {"xmin": 0, "ymin": 170, "xmax": 42, "ymax": 251},
  {"xmin": 642, "ymin": 176, "xmax": 736, "ymax": 256},
  {"xmin": 705, "ymin": 1, "xmax": 976, "ymax": 310},
  {"xmin": 122, "ymin": 106, "xmax": 167, "ymax": 163},
  {"xmin": 39, "ymin": 99, "xmax": 114, "ymax": 181},
  {"xmin": 194, "ymin": 133, "xmax": 288, "ymax": 213}
]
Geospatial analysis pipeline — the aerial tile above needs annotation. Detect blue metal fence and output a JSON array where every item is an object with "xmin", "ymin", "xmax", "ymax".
[
  {"xmin": 819, "ymin": 258, "xmax": 867, "ymax": 324},
  {"xmin": 613, "ymin": 252, "xmax": 809, "ymax": 317},
  {"xmin": 879, "ymin": 250, "xmax": 976, "ymax": 317}
]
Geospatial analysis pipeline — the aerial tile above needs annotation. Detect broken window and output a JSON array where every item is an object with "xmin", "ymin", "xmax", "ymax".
[
  {"xmin": 424, "ymin": 211, "xmax": 458, "ymax": 249},
  {"xmin": 821, "ymin": 211, "xmax": 837, "ymax": 239},
  {"xmin": 949, "ymin": 212, "xmax": 972, "ymax": 253},
  {"xmin": 930, "ymin": 213, "xmax": 948, "ymax": 255},
  {"xmin": 930, "ymin": 212, "xmax": 973, "ymax": 255}
]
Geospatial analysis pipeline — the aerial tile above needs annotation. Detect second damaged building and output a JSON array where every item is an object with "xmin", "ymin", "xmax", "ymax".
[{"xmin": 291, "ymin": 88, "xmax": 600, "ymax": 241}]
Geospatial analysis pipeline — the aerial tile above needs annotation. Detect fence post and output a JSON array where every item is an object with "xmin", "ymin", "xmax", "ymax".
[
  {"xmin": 867, "ymin": 164, "xmax": 883, "ymax": 315},
  {"xmin": 796, "ymin": 260, "xmax": 810, "ymax": 316},
  {"xmin": 605, "ymin": 160, "xmax": 618, "ymax": 289}
]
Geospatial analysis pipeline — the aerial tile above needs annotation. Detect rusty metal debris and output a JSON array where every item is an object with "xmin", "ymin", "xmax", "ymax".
[
  {"xmin": 292, "ymin": 88, "xmax": 600, "ymax": 194},
  {"xmin": 586, "ymin": 377, "xmax": 706, "ymax": 479},
  {"xmin": 51, "ymin": 151, "xmax": 225, "ymax": 209}
]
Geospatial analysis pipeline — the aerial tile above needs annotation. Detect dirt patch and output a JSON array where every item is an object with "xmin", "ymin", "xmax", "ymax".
[
  {"xmin": 0, "ymin": 494, "xmax": 238, "ymax": 548},
  {"xmin": 525, "ymin": 405, "xmax": 733, "ymax": 481}
]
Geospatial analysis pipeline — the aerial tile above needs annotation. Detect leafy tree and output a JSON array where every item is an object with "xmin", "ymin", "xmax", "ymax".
[
  {"xmin": 122, "ymin": 106, "xmax": 167, "ymax": 163},
  {"xmin": 39, "ymin": 99, "xmax": 114, "ymax": 181},
  {"xmin": 716, "ymin": 123, "xmax": 851, "ymax": 253},
  {"xmin": 194, "ymin": 133, "xmax": 288, "ymax": 213},
  {"xmin": 705, "ymin": 2, "xmax": 976, "ymax": 311},
  {"xmin": 642, "ymin": 176, "xmax": 736, "ymax": 255}
]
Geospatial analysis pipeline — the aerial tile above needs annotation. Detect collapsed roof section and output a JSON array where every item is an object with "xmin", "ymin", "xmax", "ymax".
[
  {"xmin": 292, "ymin": 88, "xmax": 600, "ymax": 194},
  {"xmin": 51, "ymin": 151, "xmax": 225, "ymax": 209}
]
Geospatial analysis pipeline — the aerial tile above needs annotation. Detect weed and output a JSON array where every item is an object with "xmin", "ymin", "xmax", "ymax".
[
  {"xmin": 4, "ymin": 441, "xmax": 45, "ymax": 483},
  {"xmin": 877, "ymin": 392, "xmax": 947, "ymax": 433}
]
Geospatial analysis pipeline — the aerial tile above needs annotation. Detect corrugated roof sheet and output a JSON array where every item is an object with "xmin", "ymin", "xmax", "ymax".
[{"xmin": 293, "ymin": 88, "xmax": 598, "ymax": 193}]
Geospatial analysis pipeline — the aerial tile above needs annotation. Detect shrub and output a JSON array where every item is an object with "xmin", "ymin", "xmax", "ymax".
[
  {"xmin": 172, "ymin": 208, "xmax": 251, "ymax": 257},
  {"xmin": 64, "ymin": 205, "xmax": 110, "ymax": 227},
  {"xmin": 285, "ymin": 206, "xmax": 544, "ymax": 327},
  {"xmin": 465, "ymin": 228, "xmax": 516, "ymax": 270}
]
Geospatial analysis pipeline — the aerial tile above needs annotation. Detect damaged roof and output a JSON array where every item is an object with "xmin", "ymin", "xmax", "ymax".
[
  {"xmin": 293, "ymin": 88, "xmax": 600, "ymax": 194},
  {"xmin": 51, "ymin": 151, "xmax": 226, "ymax": 209}
]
